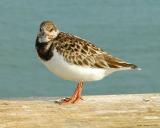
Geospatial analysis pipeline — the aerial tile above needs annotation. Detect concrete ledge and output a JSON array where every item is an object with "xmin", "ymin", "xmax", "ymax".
[{"xmin": 0, "ymin": 94, "xmax": 160, "ymax": 128}]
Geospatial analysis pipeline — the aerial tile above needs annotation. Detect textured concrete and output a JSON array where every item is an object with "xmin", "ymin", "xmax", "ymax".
[{"xmin": 0, "ymin": 94, "xmax": 160, "ymax": 128}]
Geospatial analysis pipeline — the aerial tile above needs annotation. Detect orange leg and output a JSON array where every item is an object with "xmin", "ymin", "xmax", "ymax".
[{"xmin": 57, "ymin": 82, "xmax": 84, "ymax": 105}]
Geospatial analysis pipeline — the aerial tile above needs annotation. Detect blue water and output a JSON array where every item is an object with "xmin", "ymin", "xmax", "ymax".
[{"xmin": 0, "ymin": 0, "xmax": 160, "ymax": 97}]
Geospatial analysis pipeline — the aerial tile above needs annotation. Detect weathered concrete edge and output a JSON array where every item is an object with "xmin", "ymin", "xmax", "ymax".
[{"xmin": 0, "ymin": 93, "xmax": 159, "ymax": 102}]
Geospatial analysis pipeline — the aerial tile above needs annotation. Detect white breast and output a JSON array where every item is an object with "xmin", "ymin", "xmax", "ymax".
[{"xmin": 40, "ymin": 50, "xmax": 115, "ymax": 82}]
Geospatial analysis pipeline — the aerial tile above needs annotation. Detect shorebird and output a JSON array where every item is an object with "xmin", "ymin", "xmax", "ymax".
[{"xmin": 35, "ymin": 21, "xmax": 140, "ymax": 104}]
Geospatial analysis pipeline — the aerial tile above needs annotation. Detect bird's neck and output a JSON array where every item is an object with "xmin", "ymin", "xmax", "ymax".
[{"xmin": 35, "ymin": 37, "xmax": 54, "ymax": 61}]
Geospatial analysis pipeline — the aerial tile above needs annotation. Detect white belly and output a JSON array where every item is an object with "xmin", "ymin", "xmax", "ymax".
[{"xmin": 40, "ymin": 50, "xmax": 115, "ymax": 81}]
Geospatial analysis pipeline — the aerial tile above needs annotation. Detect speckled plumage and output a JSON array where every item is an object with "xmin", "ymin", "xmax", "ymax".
[
  {"xmin": 35, "ymin": 21, "xmax": 139, "ymax": 104},
  {"xmin": 36, "ymin": 31, "xmax": 137, "ymax": 69}
]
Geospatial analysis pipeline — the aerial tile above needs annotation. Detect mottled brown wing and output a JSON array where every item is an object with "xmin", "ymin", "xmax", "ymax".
[
  {"xmin": 54, "ymin": 32, "xmax": 137, "ymax": 69},
  {"xmin": 95, "ymin": 53, "xmax": 137, "ymax": 69}
]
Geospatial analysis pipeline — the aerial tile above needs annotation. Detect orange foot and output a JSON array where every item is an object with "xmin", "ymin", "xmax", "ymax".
[{"xmin": 56, "ymin": 82, "xmax": 84, "ymax": 105}]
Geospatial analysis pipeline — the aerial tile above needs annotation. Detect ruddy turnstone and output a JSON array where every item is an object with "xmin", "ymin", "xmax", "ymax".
[{"xmin": 35, "ymin": 21, "xmax": 140, "ymax": 104}]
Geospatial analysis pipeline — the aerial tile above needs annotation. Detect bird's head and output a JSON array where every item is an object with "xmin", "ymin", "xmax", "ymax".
[{"xmin": 38, "ymin": 21, "xmax": 59, "ymax": 43}]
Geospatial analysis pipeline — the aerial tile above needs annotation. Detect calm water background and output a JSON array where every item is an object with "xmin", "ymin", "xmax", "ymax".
[{"xmin": 0, "ymin": 0, "xmax": 160, "ymax": 97}]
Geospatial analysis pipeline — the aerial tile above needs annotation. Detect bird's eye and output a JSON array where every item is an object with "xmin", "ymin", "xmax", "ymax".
[
  {"xmin": 49, "ymin": 28, "xmax": 53, "ymax": 32},
  {"xmin": 40, "ymin": 28, "xmax": 42, "ymax": 31}
]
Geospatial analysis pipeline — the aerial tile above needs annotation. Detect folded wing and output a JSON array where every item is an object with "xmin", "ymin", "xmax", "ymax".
[{"xmin": 54, "ymin": 32, "xmax": 138, "ymax": 70}]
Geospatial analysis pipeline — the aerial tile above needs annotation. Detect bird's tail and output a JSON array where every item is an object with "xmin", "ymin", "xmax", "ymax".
[{"xmin": 125, "ymin": 63, "xmax": 141, "ymax": 70}]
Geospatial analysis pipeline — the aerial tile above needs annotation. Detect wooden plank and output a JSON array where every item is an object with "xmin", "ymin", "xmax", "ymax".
[{"xmin": 0, "ymin": 94, "xmax": 160, "ymax": 128}]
